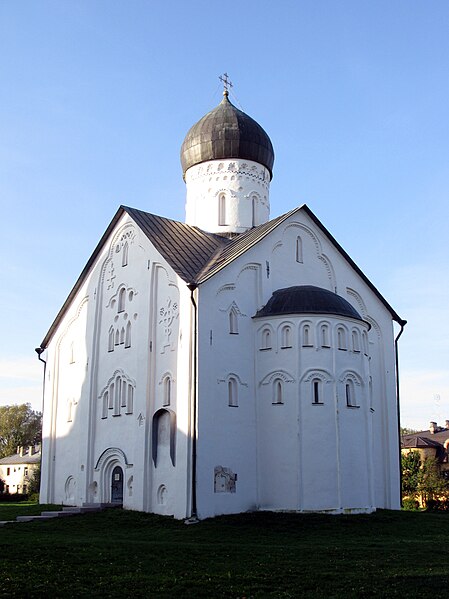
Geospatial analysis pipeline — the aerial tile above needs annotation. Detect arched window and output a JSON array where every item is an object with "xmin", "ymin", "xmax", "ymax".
[
  {"xmin": 218, "ymin": 193, "xmax": 227, "ymax": 226},
  {"xmin": 352, "ymin": 330, "xmax": 360, "ymax": 352},
  {"xmin": 302, "ymin": 324, "xmax": 312, "ymax": 347},
  {"xmin": 118, "ymin": 287, "xmax": 126, "ymax": 313},
  {"xmin": 108, "ymin": 327, "xmax": 115, "ymax": 352},
  {"xmin": 296, "ymin": 236, "xmax": 303, "ymax": 263},
  {"xmin": 363, "ymin": 331, "xmax": 369, "ymax": 355},
  {"xmin": 122, "ymin": 241, "xmax": 129, "ymax": 267},
  {"xmin": 312, "ymin": 379, "xmax": 323, "ymax": 404},
  {"xmin": 115, "ymin": 330, "xmax": 120, "ymax": 346},
  {"xmin": 121, "ymin": 381, "xmax": 127, "ymax": 408},
  {"xmin": 125, "ymin": 321, "xmax": 131, "ymax": 348},
  {"xmin": 163, "ymin": 377, "xmax": 171, "ymax": 407},
  {"xmin": 102, "ymin": 393, "xmax": 108, "ymax": 419},
  {"xmin": 345, "ymin": 380, "xmax": 356, "ymax": 407},
  {"xmin": 229, "ymin": 309, "xmax": 238, "ymax": 334},
  {"xmin": 126, "ymin": 385, "xmax": 134, "ymax": 414},
  {"xmin": 120, "ymin": 327, "xmax": 125, "ymax": 345},
  {"xmin": 114, "ymin": 377, "xmax": 121, "ymax": 416},
  {"xmin": 320, "ymin": 324, "xmax": 330, "ymax": 348},
  {"xmin": 273, "ymin": 379, "xmax": 283, "ymax": 404},
  {"xmin": 281, "ymin": 325, "xmax": 292, "ymax": 348},
  {"xmin": 228, "ymin": 378, "xmax": 238, "ymax": 407},
  {"xmin": 108, "ymin": 383, "xmax": 114, "ymax": 409},
  {"xmin": 337, "ymin": 327, "xmax": 347, "ymax": 350},
  {"xmin": 261, "ymin": 328, "xmax": 271, "ymax": 350},
  {"xmin": 251, "ymin": 195, "xmax": 257, "ymax": 227}
]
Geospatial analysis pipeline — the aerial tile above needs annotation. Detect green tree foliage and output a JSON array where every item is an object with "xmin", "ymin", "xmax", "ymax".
[
  {"xmin": 400, "ymin": 426, "xmax": 418, "ymax": 435},
  {"xmin": 28, "ymin": 463, "xmax": 41, "ymax": 496},
  {"xmin": 402, "ymin": 451, "xmax": 420, "ymax": 496},
  {"xmin": 402, "ymin": 450, "xmax": 449, "ymax": 508},
  {"xmin": 0, "ymin": 404, "xmax": 42, "ymax": 459}
]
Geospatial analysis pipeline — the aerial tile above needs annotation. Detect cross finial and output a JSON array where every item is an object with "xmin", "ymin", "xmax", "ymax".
[{"xmin": 219, "ymin": 73, "xmax": 233, "ymax": 97}]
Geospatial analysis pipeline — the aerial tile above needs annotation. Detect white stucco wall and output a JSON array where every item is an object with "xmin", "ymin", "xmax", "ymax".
[
  {"xmin": 40, "ymin": 213, "xmax": 192, "ymax": 519},
  {"xmin": 195, "ymin": 207, "xmax": 400, "ymax": 518},
  {"xmin": 185, "ymin": 158, "xmax": 270, "ymax": 234}
]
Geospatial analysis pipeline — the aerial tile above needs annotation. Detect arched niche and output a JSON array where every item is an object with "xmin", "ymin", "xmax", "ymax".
[{"xmin": 152, "ymin": 408, "xmax": 176, "ymax": 467}]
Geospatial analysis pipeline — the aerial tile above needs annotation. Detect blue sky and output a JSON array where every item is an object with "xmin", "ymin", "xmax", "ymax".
[{"xmin": 1, "ymin": 0, "xmax": 448, "ymax": 430}]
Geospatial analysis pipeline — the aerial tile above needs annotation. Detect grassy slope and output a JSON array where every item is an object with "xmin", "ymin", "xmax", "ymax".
[
  {"xmin": 1, "ymin": 509, "xmax": 448, "ymax": 598},
  {"xmin": 0, "ymin": 502, "xmax": 62, "ymax": 521}
]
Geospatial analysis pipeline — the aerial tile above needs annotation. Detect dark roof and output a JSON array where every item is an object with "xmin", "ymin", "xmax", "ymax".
[
  {"xmin": 401, "ymin": 436, "xmax": 444, "ymax": 449},
  {"xmin": 124, "ymin": 207, "xmax": 227, "ymax": 282},
  {"xmin": 402, "ymin": 428, "xmax": 449, "ymax": 449},
  {"xmin": 40, "ymin": 203, "xmax": 404, "ymax": 348},
  {"xmin": 254, "ymin": 285, "xmax": 364, "ymax": 320},
  {"xmin": 0, "ymin": 452, "xmax": 41, "ymax": 465},
  {"xmin": 180, "ymin": 92, "xmax": 274, "ymax": 179}
]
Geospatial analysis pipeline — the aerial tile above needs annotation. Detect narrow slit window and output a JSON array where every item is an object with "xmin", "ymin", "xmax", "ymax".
[
  {"xmin": 281, "ymin": 326, "xmax": 292, "ymax": 348},
  {"xmin": 120, "ymin": 327, "xmax": 125, "ymax": 344},
  {"xmin": 163, "ymin": 377, "xmax": 171, "ymax": 406},
  {"xmin": 313, "ymin": 380, "xmax": 322, "ymax": 404},
  {"xmin": 228, "ymin": 378, "xmax": 238, "ymax": 407},
  {"xmin": 302, "ymin": 325, "xmax": 312, "ymax": 347},
  {"xmin": 114, "ymin": 377, "xmax": 121, "ymax": 415},
  {"xmin": 121, "ymin": 381, "xmax": 127, "ymax": 408},
  {"xmin": 122, "ymin": 241, "xmax": 129, "ymax": 267},
  {"xmin": 125, "ymin": 321, "xmax": 131, "ymax": 348},
  {"xmin": 261, "ymin": 329, "xmax": 271, "ymax": 350},
  {"xmin": 321, "ymin": 325, "xmax": 330, "ymax": 347},
  {"xmin": 108, "ymin": 327, "xmax": 115, "ymax": 352},
  {"xmin": 218, "ymin": 193, "xmax": 227, "ymax": 226},
  {"xmin": 251, "ymin": 195, "xmax": 257, "ymax": 227},
  {"xmin": 102, "ymin": 393, "xmax": 108, "ymax": 419},
  {"xmin": 115, "ymin": 330, "xmax": 120, "ymax": 346},
  {"xmin": 229, "ymin": 309, "xmax": 238, "ymax": 334},
  {"xmin": 273, "ymin": 379, "xmax": 283, "ymax": 404},
  {"xmin": 337, "ymin": 328, "xmax": 347, "ymax": 350},
  {"xmin": 126, "ymin": 385, "xmax": 134, "ymax": 414},
  {"xmin": 352, "ymin": 330, "xmax": 360, "ymax": 352},
  {"xmin": 296, "ymin": 236, "xmax": 303, "ymax": 263},
  {"xmin": 108, "ymin": 383, "xmax": 114, "ymax": 409},
  {"xmin": 346, "ymin": 380, "xmax": 357, "ymax": 407},
  {"xmin": 69, "ymin": 342, "xmax": 75, "ymax": 364},
  {"xmin": 118, "ymin": 287, "xmax": 126, "ymax": 313}
]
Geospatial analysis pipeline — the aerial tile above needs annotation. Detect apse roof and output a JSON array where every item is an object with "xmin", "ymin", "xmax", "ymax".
[
  {"xmin": 180, "ymin": 92, "xmax": 275, "ymax": 179},
  {"xmin": 39, "ymin": 204, "xmax": 405, "ymax": 348},
  {"xmin": 254, "ymin": 285, "xmax": 365, "ymax": 321}
]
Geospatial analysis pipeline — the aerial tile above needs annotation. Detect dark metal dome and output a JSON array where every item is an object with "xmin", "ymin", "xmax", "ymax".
[
  {"xmin": 254, "ymin": 286, "xmax": 364, "ymax": 321},
  {"xmin": 180, "ymin": 92, "xmax": 274, "ymax": 180}
]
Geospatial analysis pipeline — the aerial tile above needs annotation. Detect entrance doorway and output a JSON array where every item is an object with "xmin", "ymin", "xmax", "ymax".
[{"xmin": 111, "ymin": 465, "xmax": 123, "ymax": 504}]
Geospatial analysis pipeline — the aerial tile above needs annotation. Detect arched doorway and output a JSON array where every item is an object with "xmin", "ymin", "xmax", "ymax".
[{"xmin": 111, "ymin": 465, "xmax": 123, "ymax": 504}]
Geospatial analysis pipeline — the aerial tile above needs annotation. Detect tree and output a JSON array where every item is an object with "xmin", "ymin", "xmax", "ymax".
[
  {"xmin": 400, "ymin": 426, "xmax": 418, "ymax": 435},
  {"xmin": 0, "ymin": 404, "xmax": 42, "ymax": 459},
  {"xmin": 28, "ymin": 463, "xmax": 41, "ymax": 496},
  {"xmin": 402, "ymin": 450, "xmax": 449, "ymax": 508}
]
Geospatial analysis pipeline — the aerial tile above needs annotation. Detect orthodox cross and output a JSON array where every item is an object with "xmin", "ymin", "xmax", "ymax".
[{"xmin": 219, "ymin": 73, "xmax": 233, "ymax": 95}]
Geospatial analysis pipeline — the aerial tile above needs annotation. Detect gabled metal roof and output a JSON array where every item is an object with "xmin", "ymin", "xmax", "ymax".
[
  {"xmin": 123, "ymin": 207, "xmax": 228, "ymax": 282},
  {"xmin": 39, "ymin": 203, "xmax": 404, "ymax": 349}
]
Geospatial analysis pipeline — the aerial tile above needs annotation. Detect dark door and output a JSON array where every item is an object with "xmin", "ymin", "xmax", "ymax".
[{"xmin": 111, "ymin": 466, "xmax": 123, "ymax": 504}]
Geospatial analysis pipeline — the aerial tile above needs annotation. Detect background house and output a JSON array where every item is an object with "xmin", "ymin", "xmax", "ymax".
[{"xmin": 0, "ymin": 445, "xmax": 41, "ymax": 495}]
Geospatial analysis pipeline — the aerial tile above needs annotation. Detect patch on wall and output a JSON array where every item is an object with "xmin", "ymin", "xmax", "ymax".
[{"xmin": 214, "ymin": 466, "xmax": 237, "ymax": 493}]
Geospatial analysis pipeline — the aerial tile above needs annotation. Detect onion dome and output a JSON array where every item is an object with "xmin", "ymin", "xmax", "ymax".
[
  {"xmin": 254, "ymin": 286, "xmax": 364, "ymax": 321},
  {"xmin": 180, "ymin": 91, "xmax": 275, "ymax": 180}
]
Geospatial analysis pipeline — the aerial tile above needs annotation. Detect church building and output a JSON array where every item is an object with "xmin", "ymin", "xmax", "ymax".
[{"xmin": 37, "ymin": 84, "xmax": 405, "ymax": 518}]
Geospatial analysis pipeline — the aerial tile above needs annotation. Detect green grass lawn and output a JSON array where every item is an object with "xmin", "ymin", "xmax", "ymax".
[
  {"xmin": 1, "ymin": 507, "xmax": 449, "ymax": 597},
  {"xmin": 0, "ymin": 501, "xmax": 62, "ymax": 521}
]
